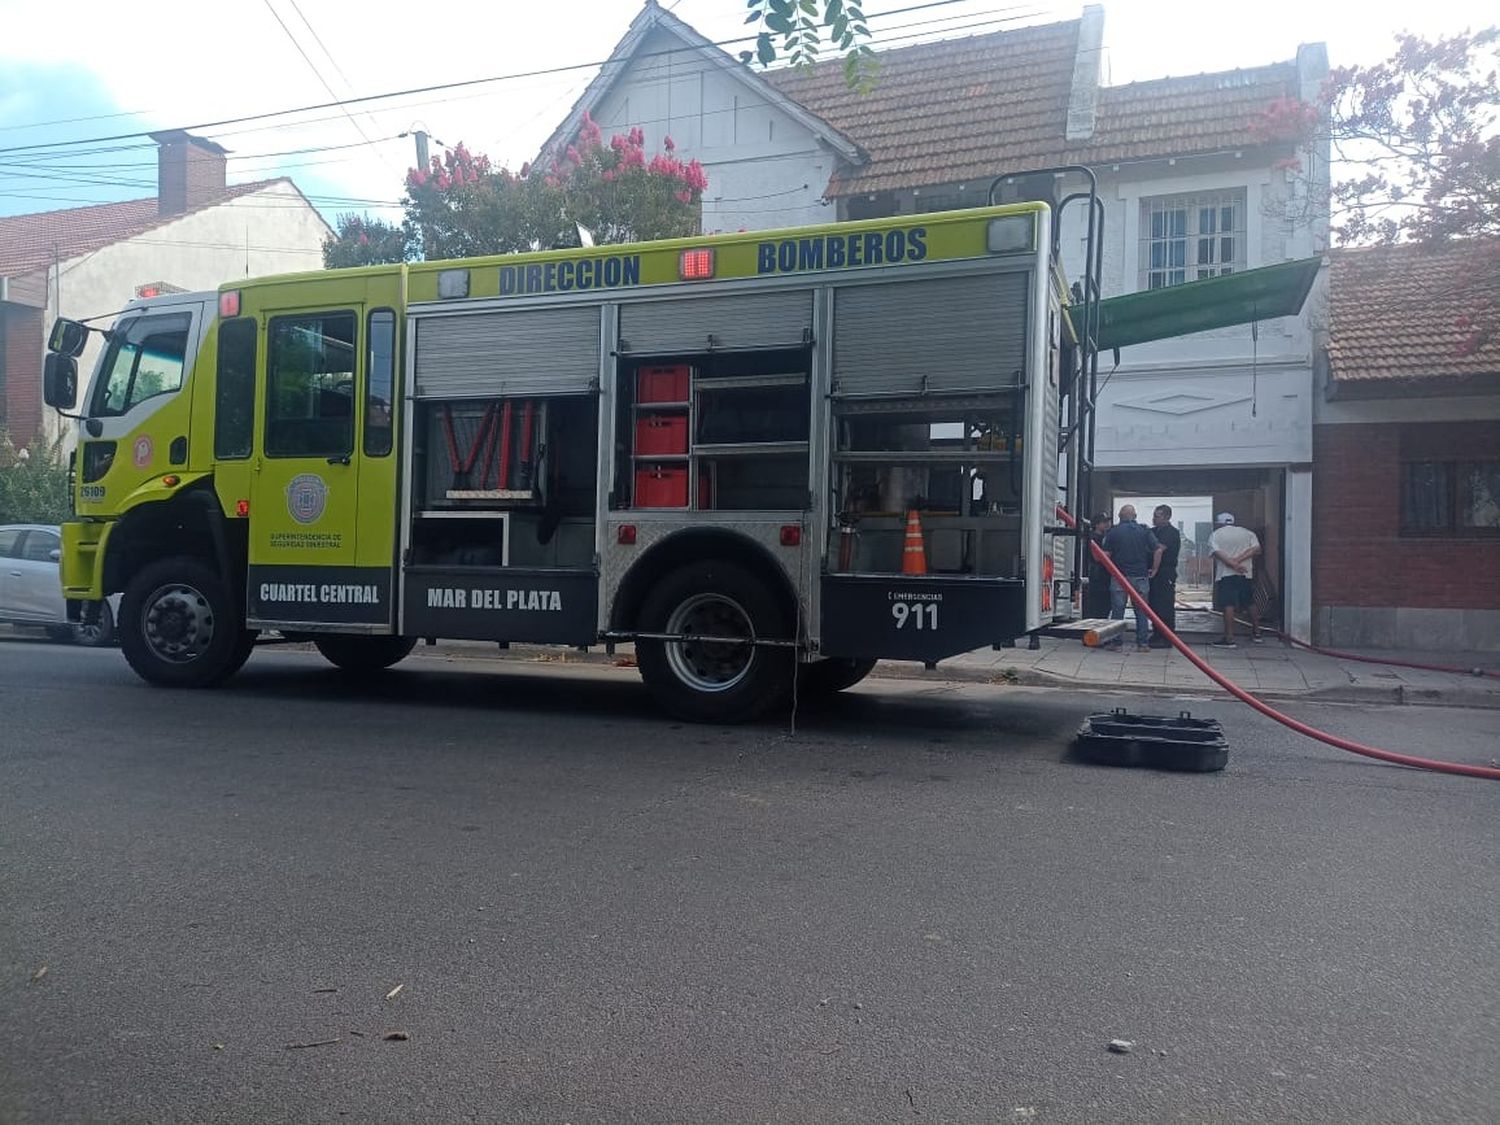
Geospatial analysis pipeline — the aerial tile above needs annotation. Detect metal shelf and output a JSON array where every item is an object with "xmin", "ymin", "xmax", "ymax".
[
  {"xmin": 632, "ymin": 454, "xmax": 689, "ymax": 462},
  {"xmin": 832, "ymin": 449, "xmax": 1018, "ymax": 465},
  {"xmin": 695, "ymin": 373, "xmax": 807, "ymax": 391},
  {"xmin": 693, "ymin": 441, "xmax": 810, "ymax": 457},
  {"xmin": 633, "ymin": 401, "xmax": 691, "ymax": 411},
  {"xmin": 416, "ymin": 509, "xmax": 513, "ymax": 519}
]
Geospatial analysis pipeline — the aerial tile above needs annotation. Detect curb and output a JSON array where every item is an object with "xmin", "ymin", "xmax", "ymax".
[{"xmin": 390, "ymin": 640, "xmax": 1500, "ymax": 710}]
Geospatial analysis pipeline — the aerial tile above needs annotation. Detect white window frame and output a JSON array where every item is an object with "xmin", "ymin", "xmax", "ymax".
[{"xmin": 1139, "ymin": 189, "xmax": 1248, "ymax": 289}]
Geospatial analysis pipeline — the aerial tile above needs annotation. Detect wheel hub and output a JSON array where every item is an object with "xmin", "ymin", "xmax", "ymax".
[
  {"xmin": 664, "ymin": 593, "xmax": 755, "ymax": 693},
  {"xmin": 142, "ymin": 584, "xmax": 214, "ymax": 663}
]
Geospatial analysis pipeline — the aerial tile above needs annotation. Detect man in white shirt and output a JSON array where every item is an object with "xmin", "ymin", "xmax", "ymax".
[{"xmin": 1208, "ymin": 512, "xmax": 1262, "ymax": 648}]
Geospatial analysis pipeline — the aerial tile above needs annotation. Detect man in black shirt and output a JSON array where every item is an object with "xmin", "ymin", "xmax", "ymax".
[{"xmin": 1148, "ymin": 504, "xmax": 1182, "ymax": 648}]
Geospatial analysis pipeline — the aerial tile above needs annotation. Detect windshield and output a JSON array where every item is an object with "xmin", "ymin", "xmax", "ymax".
[{"xmin": 89, "ymin": 312, "xmax": 191, "ymax": 418}]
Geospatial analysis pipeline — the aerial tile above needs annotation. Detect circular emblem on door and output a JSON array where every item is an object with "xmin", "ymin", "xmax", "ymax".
[
  {"xmin": 286, "ymin": 473, "xmax": 328, "ymax": 525},
  {"xmin": 132, "ymin": 434, "xmax": 154, "ymax": 468}
]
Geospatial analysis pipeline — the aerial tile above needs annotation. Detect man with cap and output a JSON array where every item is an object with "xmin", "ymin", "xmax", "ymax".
[{"xmin": 1208, "ymin": 512, "xmax": 1262, "ymax": 647}]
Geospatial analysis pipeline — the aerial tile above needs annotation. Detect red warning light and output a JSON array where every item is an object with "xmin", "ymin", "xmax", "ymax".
[
  {"xmin": 678, "ymin": 248, "xmax": 715, "ymax": 280},
  {"xmin": 219, "ymin": 290, "xmax": 241, "ymax": 318},
  {"xmin": 235, "ymin": 499, "xmax": 250, "ymax": 517},
  {"xmin": 617, "ymin": 524, "xmax": 638, "ymax": 545}
]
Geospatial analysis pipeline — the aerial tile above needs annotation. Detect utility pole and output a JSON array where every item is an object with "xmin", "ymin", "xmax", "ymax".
[{"xmin": 414, "ymin": 130, "xmax": 431, "ymax": 259}]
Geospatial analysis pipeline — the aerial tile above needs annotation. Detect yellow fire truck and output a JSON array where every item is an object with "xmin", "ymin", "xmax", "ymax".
[{"xmin": 46, "ymin": 196, "xmax": 1092, "ymax": 722}]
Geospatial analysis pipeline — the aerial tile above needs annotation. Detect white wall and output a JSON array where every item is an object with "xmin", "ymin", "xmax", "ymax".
[
  {"xmin": 587, "ymin": 28, "xmax": 835, "ymax": 233},
  {"xmin": 43, "ymin": 182, "xmax": 329, "ymax": 446}
]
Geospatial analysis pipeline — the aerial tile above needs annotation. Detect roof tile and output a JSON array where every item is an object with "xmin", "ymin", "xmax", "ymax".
[
  {"xmin": 1327, "ymin": 240, "xmax": 1500, "ymax": 383},
  {"xmin": 0, "ymin": 180, "xmax": 283, "ymax": 278}
]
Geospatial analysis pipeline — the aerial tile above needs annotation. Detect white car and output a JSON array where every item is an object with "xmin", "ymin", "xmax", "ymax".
[{"xmin": 0, "ymin": 523, "xmax": 117, "ymax": 646}]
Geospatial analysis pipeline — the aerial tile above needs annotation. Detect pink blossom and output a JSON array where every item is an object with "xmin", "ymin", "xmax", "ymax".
[
  {"xmin": 663, "ymin": 134, "xmax": 675, "ymax": 152},
  {"xmin": 407, "ymin": 169, "xmax": 428, "ymax": 187},
  {"xmin": 629, "ymin": 126, "xmax": 644, "ymax": 146},
  {"xmin": 520, "ymin": 161, "xmax": 532, "ymax": 178},
  {"xmin": 435, "ymin": 172, "xmax": 451, "ymax": 191},
  {"xmin": 674, "ymin": 189, "xmax": 691, "ymax": 204},
  {"xmin": 602, "ymin": 168, "xmax": 616, "ymax": 183},
  {"xmin": 358, "ymin": 232, "xmax": 370, "ymax": 245}
]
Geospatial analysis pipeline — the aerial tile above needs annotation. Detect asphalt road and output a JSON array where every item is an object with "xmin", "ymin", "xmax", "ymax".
[{"xmin": 2, "ymin": 638, "xmax": 1497, "ymax": 1124}]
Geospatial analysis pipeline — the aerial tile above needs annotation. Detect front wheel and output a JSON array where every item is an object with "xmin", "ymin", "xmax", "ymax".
[
  {"xmin": 119, "ymin": 556, "xmax": 246, "ymax": 687},
  {"xmin": 313, "ymin": 634, "xmax": 416, "ymax": 673},
  {"xmin": 635, "ymin": 560, "xmax": 793, "ymax": 724}
]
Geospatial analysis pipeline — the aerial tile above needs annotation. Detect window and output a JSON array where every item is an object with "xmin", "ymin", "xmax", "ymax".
[
  {"xmin": 0, "ymin": 528, "xmax": 21, "ymax": 558},
  {"xmin": 1140, "ymin": 191, "xmax": 1246, "ymax": 289},
  {"xmin": 20, "ymin": 530, "xmax": 60, "ymax": 562},
  {"xmin": 89, "ymin": 313, "xmax": 191, "ymax": 417},
  {"xmin": 1402, "ymin": 461, "xmax": 1500, "ymax": 535},
  {"xmin": 214, "ymin": 318, "xmax": 257, "ymax": 460},
  {"xmin": 364, "ymin": 309, "xmax": 395, "ymax": 457},
  {"xmin": 265, "ymin": 312, "xmax": 356, "ymax": 458}
]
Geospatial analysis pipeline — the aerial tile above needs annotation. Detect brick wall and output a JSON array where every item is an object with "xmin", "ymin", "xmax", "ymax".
[
  {"xmin": 1, "ymin": 304, "xmax": 44, "ymax": 442},
  {"xmin": 1313, "ymin": 420, "xmax": 1500, "ymax": 611}
]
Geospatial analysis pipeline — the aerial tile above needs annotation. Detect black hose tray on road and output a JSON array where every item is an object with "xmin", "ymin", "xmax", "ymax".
[{"xmin": 1075, "ymin": 708, "xmax": 1228, "ymax": 772}]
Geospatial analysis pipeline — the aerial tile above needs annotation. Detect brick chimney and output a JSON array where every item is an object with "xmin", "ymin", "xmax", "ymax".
[{"xmin": 149, "ymin": 130, "xmax": 228, "ymax": 217}]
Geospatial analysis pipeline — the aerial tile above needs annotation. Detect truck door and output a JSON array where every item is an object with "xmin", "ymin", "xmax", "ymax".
[{"xmin": 246, "ymin": 304, "xmax": 393, "ymax": 630}]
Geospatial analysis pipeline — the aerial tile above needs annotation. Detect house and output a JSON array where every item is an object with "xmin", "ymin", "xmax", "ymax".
[
  {"xmin": 537, "ymin": 2, "xmax": 1330, "ymax": 639},
  {"xmin": 0, "ymin": 130, "xmax": 330, "ymax": 449},
  {"xmin": 1313, "ymin": 241, "xmax": 1500, "ymax": 651}
]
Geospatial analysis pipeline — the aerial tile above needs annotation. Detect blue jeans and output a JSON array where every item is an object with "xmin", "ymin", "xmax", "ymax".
[{"xmin": 1110, "ymin": 576, "xmax": 1151, "ymax": 647}]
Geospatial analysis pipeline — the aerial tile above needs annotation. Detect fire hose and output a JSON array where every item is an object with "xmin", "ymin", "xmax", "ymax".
[{"xmin": 1058, "ymin": 506, "xmax": 1500, "ymax": 781}]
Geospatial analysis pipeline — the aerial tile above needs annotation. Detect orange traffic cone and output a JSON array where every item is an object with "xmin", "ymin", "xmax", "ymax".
[{"xmin": 901, "ymin": 509, "xmax": 927, "ymax": 575}]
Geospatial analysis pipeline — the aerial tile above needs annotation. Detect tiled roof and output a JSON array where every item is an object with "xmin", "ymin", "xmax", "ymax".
[
  {"xmin": 1083, "ymin": 62, "xmax": 1298, "ymax": 165},
  {"xmin": 768, "ymin": 24, "xmax": 1298, "ymax": 196},
  {"xmin": 769, "ymin": 21, "xmax": 1080, "ymax": 197},
  {"xmin": 1327, "ymin": 240, "xmax": 1500, "ymax": 383},
  {"xmin": 0, "ymin": 180, "xmax": 282, "ymax": 278}
]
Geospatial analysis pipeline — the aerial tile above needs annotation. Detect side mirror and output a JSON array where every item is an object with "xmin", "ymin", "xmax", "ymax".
[
  {"xmin": 43, "ymin": 353, "xmax": 78, "ymax": 410},
  {"xmin": 49, "ymin": 549, "xmax": 61, "ymax": 562},
  {"xmin": 48, "ymin": 317, "xmax": 89, "ymax": 358}
]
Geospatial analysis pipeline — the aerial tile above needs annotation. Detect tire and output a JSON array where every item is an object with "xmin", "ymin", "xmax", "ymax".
[
  {"xmin": 798, "ymin": 656, "xmax": 877, "ymax": 698},
  {"xmin": 75, "ymin": 600, "xmax": 115, "ymax": 648},
  {"xmin": 119, "ymin": 556, "xmax": 247, "ymax": 688},
  {"xmin": 313, "ymin": 634, "xmax": 417, "ymax": 673},
  {"xmin": 635, "ymin": 559, "xmax": 793, "ymax": 724}
]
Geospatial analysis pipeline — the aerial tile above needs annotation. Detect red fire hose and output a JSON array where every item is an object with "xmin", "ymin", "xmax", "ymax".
[{"xmin": 1059, "ymin": 506, "xmax": 1500, "ymax": 781}]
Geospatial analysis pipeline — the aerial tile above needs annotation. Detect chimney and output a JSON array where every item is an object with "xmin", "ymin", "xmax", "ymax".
[
  {"xmin": 149, "ymin": 130, "xmax": 228, "ymax": 217},
  {"xmin": 1065, "ymin": 4, "xmax": 1105, "ymax": 143}
]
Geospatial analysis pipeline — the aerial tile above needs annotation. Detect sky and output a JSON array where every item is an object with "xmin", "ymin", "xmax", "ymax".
[{"xmin": 0, "ymin": 0, "xmax": 1493, "ymax": 229}]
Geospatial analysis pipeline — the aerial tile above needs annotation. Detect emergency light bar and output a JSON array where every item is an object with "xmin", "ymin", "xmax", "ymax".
[
  {"xmin": 987, "ymin": 214, "xmax": 1035, "ymax": 254},
  {"xmin": 219, "ymin": 290, "xmax": 241, "ymax": 317},
  {"xmin": 678, "ymin": 248, "xmax": 715, "ymax": 280}
]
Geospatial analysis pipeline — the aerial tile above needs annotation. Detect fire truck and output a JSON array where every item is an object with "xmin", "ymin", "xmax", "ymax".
[{"xmin": 46, "ymin": 192, "xmax": 1102, "ymax": 722}]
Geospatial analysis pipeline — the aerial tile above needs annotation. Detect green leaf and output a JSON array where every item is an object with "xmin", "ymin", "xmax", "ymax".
[
  {"xmin": 756, "ymin": 31, "xmax": 776, "ymax": 65},
  {"xmin": 745, "ymin": 10, "xmax": 761, "ymax": 23},
  {"xmin": 825, "ymin": 0, "xmax": 843, "ymax": 25},
  {"xmin": 765, "ymin": 11, "xmax": 793, "ymax": 33}
]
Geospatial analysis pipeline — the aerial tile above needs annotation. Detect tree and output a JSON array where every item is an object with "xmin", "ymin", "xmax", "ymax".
[
  {"xmin": 400, "ymin": 117, "xmax": 708, "ymax": 259},
  {"xmin": 742, "ymin": 0, "xmax": 875, "ymax": 89},
  {"xmin": 1256, "ymin": 28, "xmax": 1499, "ymax": 352},
  {"xmin": 322, "ymin": 212, "xmax": 410, "ymax": 269},
  {"xmin": 0, "ymin": 429, "xmax": 70, "ymax": 526}
]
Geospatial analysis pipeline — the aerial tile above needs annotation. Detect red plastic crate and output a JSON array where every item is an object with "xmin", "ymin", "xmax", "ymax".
[
  {"xmin": 637, "ymin": 364, "xmax": 691, "ymax": 404},
  {"xmin": 635, "ymin": 413, "xmax": 688, "ymax": 456},
  {"xmin": 635, "ymin": 466, "xmax": 689, "ymax": 508}
]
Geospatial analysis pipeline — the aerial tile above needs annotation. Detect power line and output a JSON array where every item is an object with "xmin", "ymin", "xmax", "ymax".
[{"xmin": 0, "ymin": 0, "xmax": 1038, "ymax": 157}]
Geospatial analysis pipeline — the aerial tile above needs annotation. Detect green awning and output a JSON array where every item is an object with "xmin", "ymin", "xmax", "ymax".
[{"xmin": 1072, "ymin": 256, "xmax": 1321, "ymax": 351}]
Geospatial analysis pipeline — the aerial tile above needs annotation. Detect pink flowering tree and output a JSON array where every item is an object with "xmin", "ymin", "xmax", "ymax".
[
  {"xmin": 389, "ymin": 117, "xmax": 707, "ymax": 261},
  {"xmin": 321, "ymin": 212, "xmax": 410, "ymax": 268},
  {"xmin": 1255, "ymin": 28, "xmax": 1499, "ymax": 353}
]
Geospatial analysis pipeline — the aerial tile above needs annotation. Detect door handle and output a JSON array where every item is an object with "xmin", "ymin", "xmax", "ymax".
[
  {"xmin": 326, "ymin": 455, "xmax": 351, "ymax": 466},
  {"xmin": 7, "ymin": 571, "xmax": 20, "ymax": 578}
]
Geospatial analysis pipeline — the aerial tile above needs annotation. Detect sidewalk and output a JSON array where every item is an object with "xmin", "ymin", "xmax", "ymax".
[{"xmin": 922, "ymin": 634, "xmax": 1500, "ymax": 709}]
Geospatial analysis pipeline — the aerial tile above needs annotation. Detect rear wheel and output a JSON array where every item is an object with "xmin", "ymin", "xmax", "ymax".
[
  {"xmin": 119, "ymin": 556, "xmax": 246, "ymax": 687},
  {"xmin": 636, "ymin": 560, "xmax": 793, "ymax": 724},
  {"xmin": 313, "ymin": 634, "xmax": 416, "ymax": 673},
  {"xmin": 799, "ymin": 656, "xmax": 877, "ymax": 698}
]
